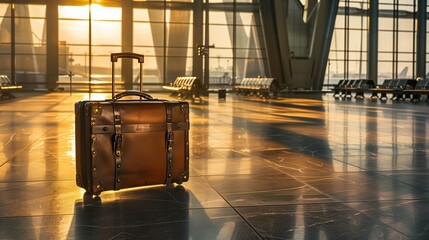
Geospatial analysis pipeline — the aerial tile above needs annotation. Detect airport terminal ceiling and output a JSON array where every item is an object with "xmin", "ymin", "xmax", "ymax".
[{"xmin": 0, "ymin": 0, "xmax": 428, "ymax": 92}]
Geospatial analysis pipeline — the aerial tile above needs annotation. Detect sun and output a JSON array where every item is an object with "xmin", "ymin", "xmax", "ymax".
[
  {"xmin": 90, "ymin": 4, "xmax": 121, "ymax": 21},
  {"xmin": 58, "ymin": 3, "xmax": 121, "ymax": 21}
]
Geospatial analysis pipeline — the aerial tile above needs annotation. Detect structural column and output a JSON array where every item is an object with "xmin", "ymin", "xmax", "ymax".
[
  {"xmin": 416, "ymin": 0, "xmax": 426, "ymax": 79},
  {"xmin": 193, "ymin": 0, "xmax": 203, "ymax": 85},
  {"xmin": 367, "ymin": 0, "xmax": 378, "ymax": 83},
  {"xmin": 310, "ymin": 0, "xmax": 339, "ymax": 90},
  {"xmin": 122, "ymin": 0, "xmax": 133, "ymax": 90},
  {"xmin": 46, "ymin": 1, "xmax": 59, "ymax": 91},
  {"xmin": 273, "ymin": 0, "xmax": 291, "ymax": 89},
  {"xmin": 258, "ymin": 0, "xmax": 287, "ymax": 89},
  {"xmin": 203, "ymin": 0, "xmax": 210, "ymax": 91},
  {"xmin": 10, "ymin": 4, "xmax": 15, "ymax": 84}
]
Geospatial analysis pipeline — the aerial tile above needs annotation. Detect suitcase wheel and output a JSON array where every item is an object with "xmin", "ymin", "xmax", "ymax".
[{"xmin": 83, "ymin": 191, "xmax": 102, "ymax": 206}]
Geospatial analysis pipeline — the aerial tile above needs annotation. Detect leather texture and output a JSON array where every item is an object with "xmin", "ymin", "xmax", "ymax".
[{"xmin": 75, "ymin": 99, "xmax": 190, "ymax": 195}]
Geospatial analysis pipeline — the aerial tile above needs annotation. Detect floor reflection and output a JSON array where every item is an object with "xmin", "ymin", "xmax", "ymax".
[
  {"xmin": 1, "ymin": 92, "xmax": 429, "ymax": 239},
  {"xmin": 71, "ymin": 185, "xmax": 259, "ymax": 239}
]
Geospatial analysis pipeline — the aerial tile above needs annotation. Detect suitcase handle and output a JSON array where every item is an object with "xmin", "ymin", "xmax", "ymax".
[
  {"xmin": 111, "ymin": 52, "xmax": 144, "ymax": 99},
  {"xmin": 113, "ymin": 90, "xmax": 153, "ymax": 101},
  {"xmin": 111, "ymin": 52, "xmax": 144, "ymax": 63}
]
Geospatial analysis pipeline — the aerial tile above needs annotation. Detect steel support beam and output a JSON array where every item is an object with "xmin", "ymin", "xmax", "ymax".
[
  {"xmin": 46, "ymin": 1, "xmax": 59, "ymax": 91},
  {"xmin": 193, "ymin": 0, "xmax": 203, "ymax": 82},
  {"xmin": 203, "ymin": 0, "xmax": 210, "ymax": 91},
  {"xmin": 310, "ymin": 0, "xmax": 339, "ymax": 90},
  {"xmin": 122, "ymin": 0, "xmax": 133, "ymax": 90},
  {"xmin": 11, "ymin": 4, "xmax": 15, "ymax": 84},
  {"xmin": 367, "ymin": 0, "xmax": 378, "ymax": 83},
  {"xmin": 273, "ymin": 0, "xmax": 291, "ymax": 89},
  {"xmin": 252, "ymin": 1, "xmax": 269, "ymax": 77},
  {"xmin": 258, "ymin": 0, "xmax": 290, "ymax": 89},
  {"xmin": 416, "ymin": 0, "xmax": 426, "ymax": 79}
]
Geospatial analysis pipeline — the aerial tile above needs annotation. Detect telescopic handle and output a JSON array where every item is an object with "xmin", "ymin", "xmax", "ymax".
[{"xmin": 111, "ymin": 52, "xmax": 144, "ymax": 98}]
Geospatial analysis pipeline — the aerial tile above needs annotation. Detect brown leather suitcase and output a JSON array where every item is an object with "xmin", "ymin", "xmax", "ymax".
[{"xmin": 75, "ymin": 53, "xmax": 190, "ymax": 195}]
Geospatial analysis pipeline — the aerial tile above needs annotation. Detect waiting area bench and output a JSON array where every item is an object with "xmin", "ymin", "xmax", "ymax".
[
  {"xmin": 0, "ymin": 75, "xmax": 22, "ymax": 99},
  {"xmin": 234, "ymin": 77, "xmax": 278, "ymax": 99},
  {"xmin": 332, "ymin": 79, "xmax": 347, "ymax": 98},
  {"xmin": 403, "ymin": 79, "xmax": 429, "ymax": 102},
  {"xmin": 369, "ymin": 79, "xmax": 417, "ymax": 101},
  {"xmin": 162, "ymin": 76, "xmax": 202, "ymax": 102},
  {"xmin": 332, "ymin": 79, "xmax": 375, "ymax": 99}
]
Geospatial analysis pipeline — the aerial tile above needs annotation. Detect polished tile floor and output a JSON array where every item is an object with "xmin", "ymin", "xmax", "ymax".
[{"xmin": 1, "ymin": 92, "xmax": 429, "ymax": 239}]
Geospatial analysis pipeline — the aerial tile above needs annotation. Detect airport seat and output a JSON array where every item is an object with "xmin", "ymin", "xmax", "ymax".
[
  {"xmin": 403, "ymin": 79, "xmax": 429, "ymax": 102},
  {"xmin": 0, "ymin": 75, "xmax": 23, "ymax": 100},
  {"xmin": 234, "ymin": 77, "xmax": 278, "ymax": 99},
  {"xmin": 370, "ymin": 79, "xmax": 417, "ymax": 101},
  {"xmin": 163, "ymin": 76, "xmax": 202, "ymax": 102}
]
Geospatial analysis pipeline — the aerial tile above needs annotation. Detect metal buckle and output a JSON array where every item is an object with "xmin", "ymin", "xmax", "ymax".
[
  {"xmin": 114, "ymin": 134, "xmax": 123, "ymax": 156},
  {"xmin": 167, "ymin": 123, "xmax": 174, "ymax": 152}
]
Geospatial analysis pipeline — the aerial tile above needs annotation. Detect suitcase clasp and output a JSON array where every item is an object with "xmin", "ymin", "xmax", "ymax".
[
  {"xmin": 167, "ymin": 123, "xmax": 174, "ymax": 152},
  {"xmin": 114, "ymin": 134, "xmax": 123, "ymax": 156}
]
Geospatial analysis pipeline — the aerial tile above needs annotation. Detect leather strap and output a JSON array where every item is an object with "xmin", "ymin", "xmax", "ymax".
[
  {"xmin": 165, "ymin": 103, "xmax": 174, "ymax": 185},
  {"xmin": 112, "ymin": 103, "xmax": 122, "ymax": 190},
  {"xmin": 182, "ymin": 103, "xmax": 190, "ymax": 182},
  {"xmin": 92, "ymin": 122, "xmax": 189, "ymax": 134}
]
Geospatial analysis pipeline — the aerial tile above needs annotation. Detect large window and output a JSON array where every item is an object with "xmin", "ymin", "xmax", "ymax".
[
  {"xmin": 134, "ymin": 5, "xmax": 193, "ymax": 86},
  {"xmin": 327, "ymin": 1, "xmax": 368, "ymax": 84},
  {"xmin": 208, "ymin": 10, "xmax": 234, "ymax": 86},
  {"xmin": 165, "ymin": 8, "xmax": 193, "ymax": 84},
  {"xmin": 0, "ymin": 4, "xmax": 46, "ymax": 89},
  {"xmin": 0, "ymin": 3, "xmax": 11, "ymax": 78},
  {"xmin": 327, "ymin": 0, "xmax": 419, "ymax": 85},
  {"xmin": 0, "ymin": 0, "xmax": 265, "ymax": 92},
  {"xmin": 379, "ymin": 1, "xmax": 415, "ymax": 80},
  {"xmin": 59, "ymin": 4, "xmax": 121, "ymax": 92},
  {"xmin": 58, "ymin": 5, "xmax": 89, "ymax": 91},
  {"xmin": 91, "ymin": 4, "xmax": 122, "ymax": 80},
  {"xmin": 134, "ymin": 8, "xmax": 164, "ymax": 85},
  {"xmin": 427, "ymin": 3, "xmax": 429, "ymax": 74},
  {"xmin": 208, "ymin": 1, "xmax": 266, "ymax": 88}
]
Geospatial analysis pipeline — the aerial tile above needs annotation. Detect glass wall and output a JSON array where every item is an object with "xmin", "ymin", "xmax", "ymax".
[
  {"xmin": 134, "ymin": 7, "xmax": 164, "ymax": 85},
  {"xmin": 207, "ymin": 0, "xmax": 266, "ymax": 88},
  {"xmin": 327, "ymin": 0, "xmax": 419, "ymax": 84},
  {"xmin": 236, "ymin": 12, "xmax": 266, "ymax": 82},
  {"xmin": 426, "ymin": 3, "xmax": 429, "ymax": 76},
  {"xmin": 0, "ymin": 3, "xmax": 11, "ymax": 78},
  {"xmin": 3, "ymin": 1, "xmax": 429, "ymax": 91},
  {"xmin": 165, "ymin": 7, "xmax": 193, "ymax": 84},
  {"xmin": 379, "ymin": 0, "xmax": 415, "ymax": 80},
  {"xmin": 58, "ymin": 5, "xmax": 89, "ymax": 91},
  {"xmin": 15, "ymin": 4, "xmax": 46, "ymax": 77},
  {"xmin": 58, "ymin": 4, "xmax": 121, "ymax": 92},
  {"xmin": 91, "ymin": 4, "xmax": 122, "ymax": 81},
  {"xmin": 208, "ymin": 10, "xmax": 233, "ymax": 86},
  {"xmin": 0, "ymin": 4, "xmax": 46, "ymax": 89},
  {"xmin": 0, "ymin": 0, "xmax": 265, "ymax": 92},
  {"xmin": 133, "ymin": 3, "xmax": 193, "ymax": 87},
  {"xmin": 327, "ymin": 0, "xmax": 368, "ymax": 84}
]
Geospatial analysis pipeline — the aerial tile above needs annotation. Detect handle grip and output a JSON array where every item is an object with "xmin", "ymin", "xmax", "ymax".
[
  {"xmin": 111, "ymin": 52, "xmax": 144, "ymax": 63},
  {"xmin": 113, "ymin": 90, "xmax": 153, "ymax": 101},
  {"xmin": 111, "ymin": 52, "xmax": 144, "ymax": 99}
]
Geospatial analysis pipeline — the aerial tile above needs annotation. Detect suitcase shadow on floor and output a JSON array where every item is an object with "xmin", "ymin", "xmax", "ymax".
[
  {"xmin": 71, "ymin": 185, "xmax": 217, "ymax": 239},
  {"xmin": 79, "ymin": 184, "xmax": 190, "ymax": 207}
]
